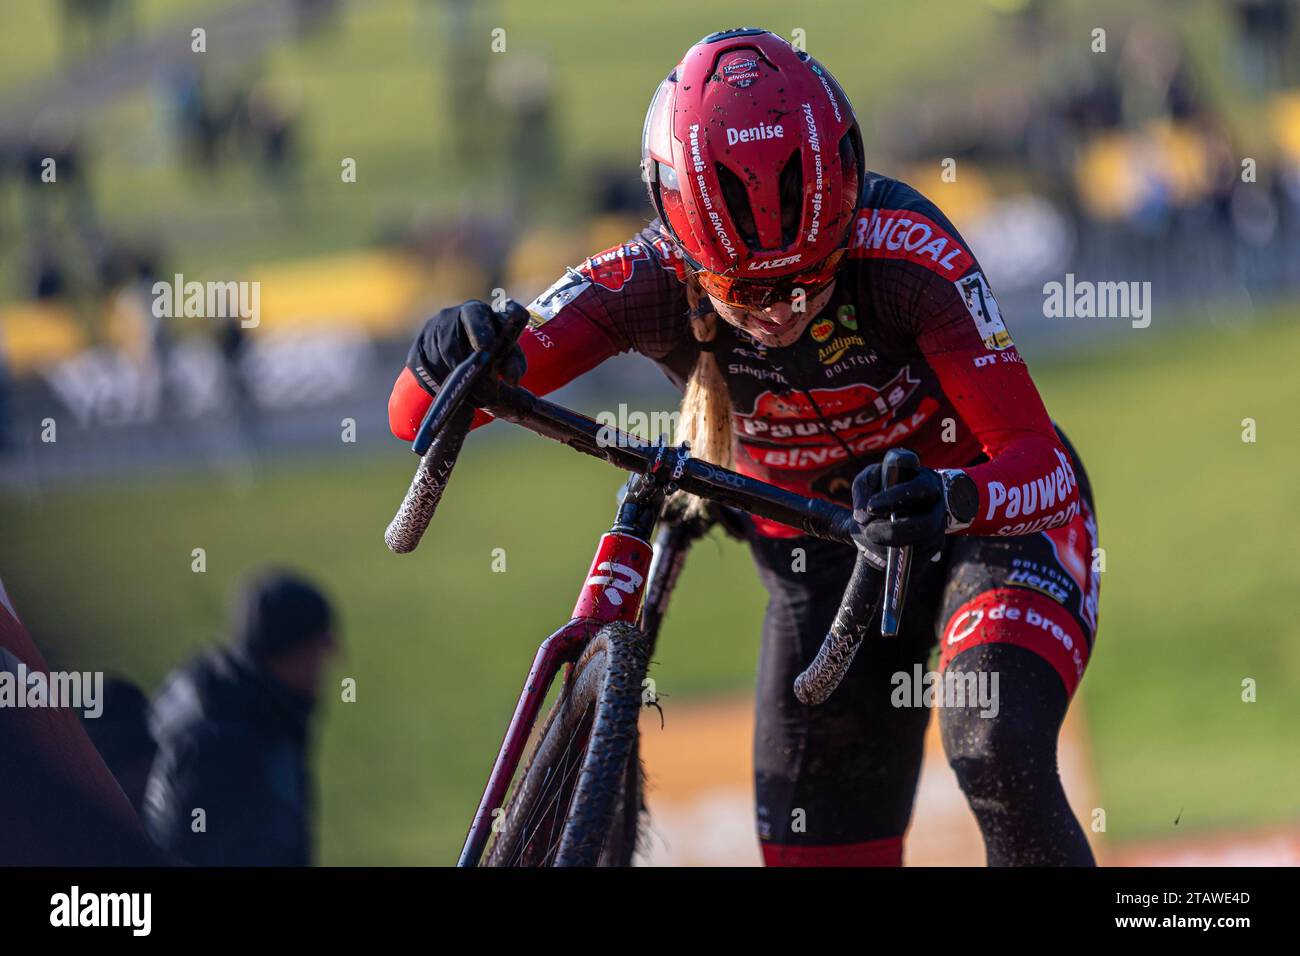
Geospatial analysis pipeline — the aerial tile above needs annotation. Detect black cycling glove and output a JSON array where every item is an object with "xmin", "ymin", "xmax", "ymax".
[
  {"xmin": 851, "ymin": 463, "xmax": 977, "ymax": 562},
  {"xmin": 406, "ymin": 299, "xmax": 528, "ymax": 394}
]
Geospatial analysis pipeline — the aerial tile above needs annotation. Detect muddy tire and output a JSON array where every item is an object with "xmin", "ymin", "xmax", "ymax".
[{"xmin": 485, "ymin": 622, "xmax": 648, "ymax": 866}]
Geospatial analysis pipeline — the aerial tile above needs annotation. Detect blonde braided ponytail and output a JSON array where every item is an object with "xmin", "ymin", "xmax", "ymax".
[{"xmin": 673, "ymin": 277, "xmax": 735, "ymax": 517}]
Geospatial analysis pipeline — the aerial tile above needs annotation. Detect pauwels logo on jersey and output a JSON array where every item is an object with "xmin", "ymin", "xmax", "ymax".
[
  {"xmin": 648, "ymin": 231, "xmax": 688, "ymax": 281},
  {"xmin": 579, "ymin": 242, "xmax": 652, "ymax": 293},
  {"xmin": 734, "ymin": 370, "xmax": 938, "ymax": 470}
]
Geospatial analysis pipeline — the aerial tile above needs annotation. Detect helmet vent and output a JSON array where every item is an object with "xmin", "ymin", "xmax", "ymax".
[
  {"xmin": 714, "ymin": 162, "xmax": 759, "ymax": 248},
  {"xmin": 778, "ymin": 149, "xmax": 803, "ymax": 247}
]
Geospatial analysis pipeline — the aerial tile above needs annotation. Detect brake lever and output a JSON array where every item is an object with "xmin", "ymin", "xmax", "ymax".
[
  {"xmin": 412, "ymin": 351, "xmax": 491, "ymax": 455},
  {"xmin": 880, "ymin": 447, "xmax": 920, "ymax": 637},
  {"xmin": 411, "ymin": 302, "xmax": 531, "ymax": 456}
]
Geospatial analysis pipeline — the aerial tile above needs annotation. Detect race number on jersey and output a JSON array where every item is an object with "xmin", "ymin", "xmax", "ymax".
[
  {"xmin": 955, "ymin": 271, "xmax": 1012, "ymax": 351},
  {"xmin": 527, "ymin": 269, "xmax": 591, "ymax": 325}
]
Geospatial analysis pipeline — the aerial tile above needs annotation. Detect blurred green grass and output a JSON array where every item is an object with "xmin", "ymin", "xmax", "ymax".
[
  {"xmin": 1033, "ymin": 307, "xmax": 1300, "ymax": 843},
  {"xmin": 2, "ymin": 307, "xmax": 1299, "ymax": 860},
  {"xmin": 1, "ymin": 0, "xmax": 1267, "ymax": 299}
]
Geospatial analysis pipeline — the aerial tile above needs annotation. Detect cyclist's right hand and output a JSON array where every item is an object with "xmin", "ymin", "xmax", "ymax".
[{"xmin": 389, "ymin": 300, "xmax": 528, "ymax": 442}]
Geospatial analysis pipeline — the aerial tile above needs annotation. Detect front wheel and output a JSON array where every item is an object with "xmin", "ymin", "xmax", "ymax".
[{"xmin": 484, "ymin": 622, "xmax": 649, "ymax": 866}]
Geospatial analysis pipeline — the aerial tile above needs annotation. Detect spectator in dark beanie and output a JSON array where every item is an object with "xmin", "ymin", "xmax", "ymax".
[{"xmin": 145, "ymin": 569, "xmax": 338, "ymax": 866}]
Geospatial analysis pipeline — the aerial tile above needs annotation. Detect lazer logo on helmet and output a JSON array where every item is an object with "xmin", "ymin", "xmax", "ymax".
[
  {"xmin": 726, "ymin": 123, "xmax": 784, "ymax": 146},
  {"xmin": 747, "ymin": 253, "xmax": 802, "ymax": 271}
]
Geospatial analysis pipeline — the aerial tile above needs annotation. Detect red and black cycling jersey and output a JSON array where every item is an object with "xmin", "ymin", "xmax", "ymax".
[{"xmin": 390, "ymin": 172, "xmax": 1080, "ymax": 539}]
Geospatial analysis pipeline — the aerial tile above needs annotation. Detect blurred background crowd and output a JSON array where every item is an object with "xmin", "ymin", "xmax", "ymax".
[
  {"xmin": 2, "ymin": 0, "xmax": 1300, "ymax": 470},
  {"xmin": 1, "ymin": 0, "xmax": 1297, "ymax": 865}
]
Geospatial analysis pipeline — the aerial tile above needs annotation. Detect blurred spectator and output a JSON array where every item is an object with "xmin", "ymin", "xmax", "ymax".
[
  {"xmin": 1231, "ymin": 0, "xmax": 1297, "ymax": 90},
  {"xmin": 442, "ymin": 0, "xmax": 494, "ymax": 175},
  {"xmin": 491, "ymin": 53, "xmax": 557, "ymax": 219},
  {"xmin": 22, "ymin": 130, "xmax": 96, "ymax": 235},
  {"xmin": 28, "ymin": 233, "xmax": 69, "ymax": 300},
  {"xmin": 247, "ymin": 81, "xmax": 304, "ymax": 209},
  {"xmin": 1120, "ymin": 24, "xmax": 1205, "ymax": 125},
  {"xmin": 81, "ymin": 678, "xmax": 157, "ymax": 816},
  {"xmin": 145, "ymin": 569, "xmax": 338, "ymax": 866},
  {"xmin": 59, "ymin": 0, "xmax": 136, "ymax": 58}
]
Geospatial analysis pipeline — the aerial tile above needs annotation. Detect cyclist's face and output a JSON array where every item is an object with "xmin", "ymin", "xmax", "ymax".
[{"xmin": 707, "ymin": 281, "xmax": 836, "ymax": 348}]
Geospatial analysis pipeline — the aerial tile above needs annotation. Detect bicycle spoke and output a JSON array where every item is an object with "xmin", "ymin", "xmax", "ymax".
[{"xmin": 510, "ymin": 700, "xmax": 593, "ymax": 866}]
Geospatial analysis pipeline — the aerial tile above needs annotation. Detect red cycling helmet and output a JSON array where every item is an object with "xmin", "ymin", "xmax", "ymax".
[{"xmin": 642, "ymin": 28, "xmax": 864, "ymax": 309}]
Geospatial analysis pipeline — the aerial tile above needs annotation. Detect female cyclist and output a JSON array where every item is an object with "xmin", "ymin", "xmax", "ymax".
[{"xmin": 389, "ymin": 28, "xmax": 1100, "ymax": 866}]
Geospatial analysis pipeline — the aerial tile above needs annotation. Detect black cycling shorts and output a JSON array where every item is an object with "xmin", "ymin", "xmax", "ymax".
[{"xmin": 746, "ymin": 432, "xmax": 1099, "ymax": 863}]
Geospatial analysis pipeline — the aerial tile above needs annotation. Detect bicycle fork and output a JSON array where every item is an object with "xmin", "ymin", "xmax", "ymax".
[{"xmin": 457, "ymin": 473, "xmax": 681, "ymax": 866}]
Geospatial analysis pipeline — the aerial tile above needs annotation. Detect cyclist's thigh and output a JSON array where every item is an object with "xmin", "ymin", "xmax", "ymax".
[
  {"xmin": 749, "ymin": 533, "xmax": 940, "ymax": 856},
  {"xmin": 937, "ymin": 494, "xmax": 1101, "ymax": 702}
]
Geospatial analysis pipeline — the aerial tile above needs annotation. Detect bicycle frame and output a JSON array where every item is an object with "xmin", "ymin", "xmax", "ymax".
[
  {"xmin": 457, "ymin": 445, "xmax": 701, "ymax": 867},
  {"xmin": 394, "ymin": 364, "xmax": 878, "ymax": 866}
]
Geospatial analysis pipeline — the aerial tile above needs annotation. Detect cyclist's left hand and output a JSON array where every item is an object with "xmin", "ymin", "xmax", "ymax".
[{"xmin": 851, "ymin": 463, "xmax": 947, "ymax": 558}]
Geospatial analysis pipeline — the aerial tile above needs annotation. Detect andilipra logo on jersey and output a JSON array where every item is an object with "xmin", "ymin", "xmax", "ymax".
[
  {"xmin": 849, "ymin": 208, "xmax": 973, "ymax": 278},
  {"xmin": 956, "ymin": 271, "xmax": 1013, "ymax": 350},
  {"xmin": 985, "ymin": 447, "xmax": 1078, "ymax": 523},
  {"xmin": 818, "ymin": 332, "xmax": 867, "ymax": 365},
  {"xmin": 735, "ymin": 371, "xmax": 923, "ymax": 446},
  {"xmin": 579, "ymin": 242, "xmax": 651, "ymax": 293}
]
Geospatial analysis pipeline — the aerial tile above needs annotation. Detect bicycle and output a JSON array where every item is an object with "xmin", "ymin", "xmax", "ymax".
[{"xmin": 384, "ymin": 303, "xmax": 918, "ymax": 866}]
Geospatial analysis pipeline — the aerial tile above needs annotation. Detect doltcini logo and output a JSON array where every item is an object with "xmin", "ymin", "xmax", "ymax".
[{"xmin": 818, "ymin": 333, "xmax": 866, "ymax": 365}]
